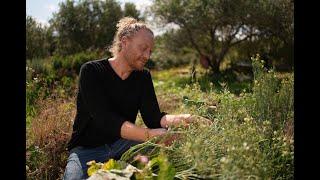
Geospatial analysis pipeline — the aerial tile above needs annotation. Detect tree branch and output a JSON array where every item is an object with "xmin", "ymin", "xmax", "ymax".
[
  {"xmin": 182, "ymin": 23, "xmax": 203, "ymax": 56},
  {"xmin": 230, "ymin": 32, "xmax": 261, "ymax": 47},
  {"xmin": 210, "ymin": 25, "xmax": 218, "ymax": 55}
]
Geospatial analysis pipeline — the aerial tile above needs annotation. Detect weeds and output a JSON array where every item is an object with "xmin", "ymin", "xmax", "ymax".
[
  {"xmin": 26, "ymin": 54, "xmax": 293, "ymax": 179},
  {"xmin": 26, "ymin": 98, "xmax": 75, "ymax": 180}
]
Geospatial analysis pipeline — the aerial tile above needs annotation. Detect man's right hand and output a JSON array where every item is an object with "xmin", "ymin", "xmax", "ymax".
[
  {"xmin": 147, "ymin": 128, "xmax": 167, "ymax": 140},
  {"xmin": 148, "ymin": 128, "xmax": 180, "ymax": 146}
]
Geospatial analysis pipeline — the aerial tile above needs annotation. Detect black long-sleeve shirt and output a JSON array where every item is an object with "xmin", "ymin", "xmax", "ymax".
[{"xmin": 67, "ymin": 58, "xmax": 166, "ymax": 151}]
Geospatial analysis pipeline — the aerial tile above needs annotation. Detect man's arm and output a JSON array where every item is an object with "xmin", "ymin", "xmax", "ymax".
[
  {"xmin": 120, "ymin": 121, "xmax": 167, "ymax": 142},
  {"xmin": 160, "ymin": 114, "xmax": 212, "ymax": 128},
  {"xmin": 139, "ymin": 71, "xmax": 167, "ymax": 128}
]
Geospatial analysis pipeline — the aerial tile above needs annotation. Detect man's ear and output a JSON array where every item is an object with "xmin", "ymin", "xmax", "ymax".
[{"xmin": 121, "ymin": 36, "xmax": 129, "ymax": 49}]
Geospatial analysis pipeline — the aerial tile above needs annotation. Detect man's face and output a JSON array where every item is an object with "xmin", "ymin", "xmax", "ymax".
[{"xmin": 122, "ymin": 29, "xmax": 154, "ymax": 71}]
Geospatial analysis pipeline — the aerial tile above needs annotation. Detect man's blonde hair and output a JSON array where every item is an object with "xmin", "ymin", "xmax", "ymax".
[{"xmin": 109, "ymin": 17, "xmax": 154, "ymax": 56}]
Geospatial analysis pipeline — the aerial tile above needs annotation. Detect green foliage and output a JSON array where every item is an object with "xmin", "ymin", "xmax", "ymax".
[
  {"xmin": 26, "ymin": 15, "xmax": 53, "ymax": 60},
  {"xmin": 151, "ymin": 0, "xmax": 294, "ymax": 74},
  {"xmin": 251, "ymin": 54, "xmax": 294, "ymax": 130},
  {"xmin": 153, "ymin": 152, "xmax": 176, "ymax": 180},
  {"xmin": 26, "ymin": 145, "xmax": 45, "ymax": 172},
  {"xmin": 26, "ymin": 66, "xmax": 45, "ymax": 126},
  {"xmin": 151, "ymin": 35, "xmax": 196, "ymax": 70},
  {"xmin": 50, "ymin": 0, "xmax": 126, "ymax": 56},
  {"xmin": 124, "ymin": 2, "xmax": 141, "ymax": 20},
  {"xmin": 52, "ymin": 50, "xmax": 102, "ymax": 77},
  {"xmin": 26, "ymin": 58, "xmax": 52, "ymax": 76}
]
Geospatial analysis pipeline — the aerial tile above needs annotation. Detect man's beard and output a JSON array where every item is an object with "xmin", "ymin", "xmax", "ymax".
[{"xmin": 124, "ymin": 50, "xmax": 146, "ymax": 71}]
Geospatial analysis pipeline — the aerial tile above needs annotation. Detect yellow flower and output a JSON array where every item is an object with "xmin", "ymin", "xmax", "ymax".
[{"xmin": 102, "ymin": 159, "xmax": 120, "ymax": 171}]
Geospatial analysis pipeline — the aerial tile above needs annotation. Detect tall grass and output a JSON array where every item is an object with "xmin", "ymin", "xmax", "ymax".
[
  {"xmin": 26, "ymin": 98, "xmax": 75, "ymax": 180},
  {"xmin": 120, "ymin": 54, "xmax": 294, "ymax": 179}
]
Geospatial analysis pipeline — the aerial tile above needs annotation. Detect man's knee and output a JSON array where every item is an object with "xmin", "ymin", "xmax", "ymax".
[{"xmin": 63, "ymin": 153, "xmax": 85, "ymax": 180}]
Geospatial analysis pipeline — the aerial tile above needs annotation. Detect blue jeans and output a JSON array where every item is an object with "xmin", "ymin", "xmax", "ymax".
[{"xmin": 63, "ymin": 139, "xmax": 141, "ymax": 180}]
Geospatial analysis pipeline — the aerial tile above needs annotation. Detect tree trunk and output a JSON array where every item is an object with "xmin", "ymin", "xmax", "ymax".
[{"xmin": 210, "ymin": 57, "xmax": 221, "ymax": 76}]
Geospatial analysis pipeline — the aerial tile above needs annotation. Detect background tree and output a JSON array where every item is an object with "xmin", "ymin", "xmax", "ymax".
[
  {"xmin": 150, "ymin": 0, "xmax": 294, "ymax": 74},
  {"xmin": 124, "ymin": 2, "xmax": 141, "ymax": 20},
  {"xmin": 26, "ymin": 15, "xmax": 51, "ymax": 60},
  {"xmin": 50, "ymin": 0, "xmax": 123, "ymax": 56}
]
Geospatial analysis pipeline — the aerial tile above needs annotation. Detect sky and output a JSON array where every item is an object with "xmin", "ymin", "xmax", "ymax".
[{"xmin": 26, "ymin": 0, "xmax": 153, "ymax": 26}]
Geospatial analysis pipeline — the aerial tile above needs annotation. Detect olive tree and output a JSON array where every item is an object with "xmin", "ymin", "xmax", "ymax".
[{"xmin": 151, "ymin": 0, "xmax": 293, "ymax": 74}]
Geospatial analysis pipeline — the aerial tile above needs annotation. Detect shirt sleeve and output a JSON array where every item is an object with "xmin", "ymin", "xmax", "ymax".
[
  {"xmin": 79, "ymin": 63, "xmax": 126, "ymax": 140},
  {"xmin": 139, "ymin": 71, "xmax": 167, "ymax": 129}
]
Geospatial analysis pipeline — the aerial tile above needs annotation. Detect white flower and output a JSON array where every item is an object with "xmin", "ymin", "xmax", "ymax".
[
  {"xmin": 282, "ymin": 151, "xmax": 288, "ymax": 156},
  {"xmin": 220, "ymin": 157, "xmax": 227, "ymax": 163}
]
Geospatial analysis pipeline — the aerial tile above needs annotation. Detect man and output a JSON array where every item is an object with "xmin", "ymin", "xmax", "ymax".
[{"xmin": 63, "ymin": 17, "xmax": 202, "ymax": 179}]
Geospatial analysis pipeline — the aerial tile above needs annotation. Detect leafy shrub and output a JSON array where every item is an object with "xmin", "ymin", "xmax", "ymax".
[
  {"xmin": 72, "ymin": 51, "xmax": 100, "ymax": 74},
  {"xmin": 27, "ymin": 58, "xmax": 54, "ymax": 78},
  {"xmin": 251, "ymin": 54, "xmax": 294, "ymax": 130},
  {"xmin": 52, "ymin": 50, "xmax": 102, "ymax": 77},
  {"xmin": 26, "ymin": 66, "xmax": 77, "ymax": 127},
  {"xmin": 26, "ymin": 68, "xmax": 45, "ymax": 126}
]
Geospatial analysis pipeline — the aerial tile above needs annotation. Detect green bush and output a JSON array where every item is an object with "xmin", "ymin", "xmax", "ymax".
[
  {"xmin": 251, "ymin": 54, "xmax": 294, "ymax": 130},
  {"xmin": 52, "ymin": 50, "xmax": 102, "ymax": 77},
  {"xmin": 26, "ymin": 70, "xmax": 44, "ymax": 126},
  {"xmin": 27, "ymin": 58, "xmax": 52, "ymax": 76},
  {"xmin": 52, "ymin": 55, "xmax": 63, "ymax": 70},
  {"xmin": 151, "ymin": 47, "xmax": 194, "ymax": 70},
  {"xmin": 72, "ymin": 51, "xmax": 101, "ymax": 74}
]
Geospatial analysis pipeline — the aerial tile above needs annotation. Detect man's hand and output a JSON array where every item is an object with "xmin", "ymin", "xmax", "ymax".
[
  {"xmin": 184, "ymin": 114, "xmax": 213, "ymax": 126},
  {"xmin": 160, "ymin": 114, "xmax": 212, "ymax": 128},
  {"xmin": 147, "ymin": 128, "xmax": 167, "ymax": 140},
  {"xmin": 158, "ymin": 133, "xmax": 181, "ymax": 146}
]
